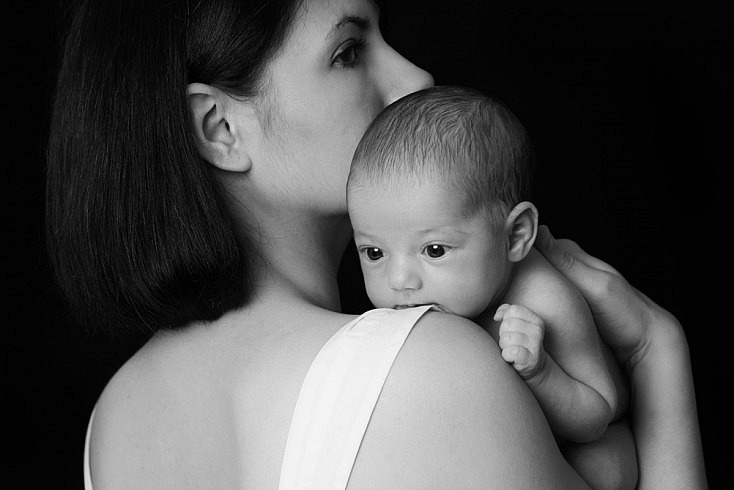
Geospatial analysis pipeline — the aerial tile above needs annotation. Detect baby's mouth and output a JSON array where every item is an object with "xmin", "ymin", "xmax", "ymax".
[
  {"xmin": 394, "ymin": 304, "xmax": 419, "ymax": 310},
  {"xmin": 394, "ymin": 303, "xmax": 453, "ymax": 314}
]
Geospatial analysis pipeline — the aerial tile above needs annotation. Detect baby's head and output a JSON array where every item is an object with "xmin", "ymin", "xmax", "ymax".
[{"xmin": 347, "ymin": 85, "xmax": 538, "ymax": 317}]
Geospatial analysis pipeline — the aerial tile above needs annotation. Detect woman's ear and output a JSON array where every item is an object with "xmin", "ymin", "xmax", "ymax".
[
  {"xmin": 187, "ymin": 83, "xmax": 253, "ymax": 173},
  {"xmin": 504, "ymin": 201, "xmax": 539, "ymax": 263}
]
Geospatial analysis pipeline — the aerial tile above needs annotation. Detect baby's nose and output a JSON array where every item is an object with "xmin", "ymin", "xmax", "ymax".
[{"xmin": 388, "ymin": 260, "xmax": 422, "ymax": 291}]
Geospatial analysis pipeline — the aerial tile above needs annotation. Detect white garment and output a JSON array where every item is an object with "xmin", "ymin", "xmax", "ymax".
[
  {"xmin": 84, "ymin": 404, "xmax": 95, "ymax": 489},
  {"xmin": 278, "ymin": 306, "xmax": 434, "ymax": 489}
]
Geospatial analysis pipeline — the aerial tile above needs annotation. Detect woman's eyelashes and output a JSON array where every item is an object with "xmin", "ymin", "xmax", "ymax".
[{"xmin": 332, "ymin": 38, "xmax": 366, "ymax": 68}]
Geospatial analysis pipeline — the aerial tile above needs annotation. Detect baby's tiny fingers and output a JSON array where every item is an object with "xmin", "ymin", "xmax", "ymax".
[
  {"xmin": 499, "ymin": 304, "xmax": 543, "ymax": 326},
  {"xmin": 498, "ymin": 316, "xmax": 544, "ymax": 344},
  {"xmin": 498, "ymin": 330, "xmax": 529, "ymax": 351},
  {"xmin": 493, "ymin": 303, "xmax": 511, "ymax": 321},
  {"xmin": 501, "ymin": 345, "xmax": 531, "ymax": 368}
]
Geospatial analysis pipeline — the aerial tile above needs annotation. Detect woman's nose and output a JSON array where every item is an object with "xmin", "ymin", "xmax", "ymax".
[
  {"xmin": 382, "ymin": 45, "xmax": 435, "ymax": 106},
  {"xmin": 388, "ymin": 259, "xmax": 422, "ymax": 291}
]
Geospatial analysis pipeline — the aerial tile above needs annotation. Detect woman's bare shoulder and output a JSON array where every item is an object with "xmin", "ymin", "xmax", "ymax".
[
  {"xmin": 88, "ymin": 342, "xmax": 174, "ymax": 488},
  {"xmin": 88, "ymin": 329, "xmax": 223, "ymax": 489},
  {"xmin": 349, "ymin": 311, "xmax": 588, "ymax": 489}
]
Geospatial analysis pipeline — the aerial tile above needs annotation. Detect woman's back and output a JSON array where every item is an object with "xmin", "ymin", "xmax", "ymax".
[
  {"xmin": 87, "ymin": 295, "xmax": 585, "ymax": 489},
  {"xmin": 88, "ymin": 300, "xmax": 355, "ymax": 488}
]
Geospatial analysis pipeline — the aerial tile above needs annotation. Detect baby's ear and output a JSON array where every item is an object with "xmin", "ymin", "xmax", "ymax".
[{"xmin": 504, "ymin": 201, "xmax": 538, "ymax": 263}]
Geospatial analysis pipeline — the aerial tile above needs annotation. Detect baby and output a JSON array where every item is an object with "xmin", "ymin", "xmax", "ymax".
[{"xmin": 347, "ymin": 86, "xmax": 635, "ymax": 487}]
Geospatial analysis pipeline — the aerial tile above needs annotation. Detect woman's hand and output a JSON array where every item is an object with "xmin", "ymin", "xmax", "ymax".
[
  {"xmin": 535, "ymin": 225, "xmax": 708, "ymax": 489},
  {"xmin": 534, "ymin": 225, "xmax": 684, "ymax": 372}
]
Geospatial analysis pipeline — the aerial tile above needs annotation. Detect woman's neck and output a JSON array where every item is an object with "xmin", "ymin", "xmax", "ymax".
[{"xmin": 247, "ymin": 210, "xmax": 353, "ymax": 313}]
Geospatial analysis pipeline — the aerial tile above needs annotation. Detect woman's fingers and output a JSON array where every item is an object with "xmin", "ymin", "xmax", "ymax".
[
  {"xmin": 535, "ymin": 225, "xmax": 649, "ymax": 363},
  {"xmin": 536, "ymin": 226, "xmax": 620, "ymax": 289},
  {"xmin": 535, "ymin": 225, "xmax": 627, "ymax": 312},
  {"xmin": 536, "ymin": 225, "xmax": 619, "ymax": 275}
]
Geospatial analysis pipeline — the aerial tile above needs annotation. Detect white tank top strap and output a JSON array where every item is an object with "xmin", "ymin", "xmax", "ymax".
[
  {"xmin": 278, "ymin": 305, "xmax": 435, "ymax": 490},
  {"xmin": 83, "ymin": 405, "xmax": 96, "ymax": 489}
]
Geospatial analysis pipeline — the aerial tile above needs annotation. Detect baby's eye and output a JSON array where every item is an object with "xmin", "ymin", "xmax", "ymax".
[
  {"xmin": 423, "ymin": 244, "xmax": 449, "ymax": 259},
  {"xmin": 361, "ymin": 247, "xmax": 384, "ymax": 261}
]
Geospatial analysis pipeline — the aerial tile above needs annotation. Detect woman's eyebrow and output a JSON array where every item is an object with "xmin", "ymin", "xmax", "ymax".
[
  {"xmin": 326, "ymin": 0, "xmax": 381, "ymax": 39},
  {"xmin": 327, "ymin": 14, "xmax": 370, "ymax": 39}
]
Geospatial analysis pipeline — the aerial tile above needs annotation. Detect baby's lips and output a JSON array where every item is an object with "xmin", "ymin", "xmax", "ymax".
[
  {"xmin": 430, "ymin": 303, "xmax": 454, "ymax": 314},
  {"xmin": 394, "ymin": 303, "xmax": 454, "ymax": 314},
  {"xmin": 394, "ymin": 304, "xmax": 418, "ymax": 310}
]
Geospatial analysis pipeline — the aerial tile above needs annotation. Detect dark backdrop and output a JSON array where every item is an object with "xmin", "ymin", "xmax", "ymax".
[{"xmin": 8, "ymin": 0, "xmax": 731, "ymax": 487}]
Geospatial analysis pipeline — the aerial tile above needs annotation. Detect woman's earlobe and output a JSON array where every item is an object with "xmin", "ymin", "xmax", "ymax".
[
  {"xmin": 187, "ymin": 84, "xmax": 252, "ymax": 173},
  {"xmin": 505, "ymin": 202, "xmax": 539, "ymax": 262}
]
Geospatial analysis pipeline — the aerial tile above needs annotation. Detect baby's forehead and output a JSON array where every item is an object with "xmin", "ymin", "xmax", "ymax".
[
  {"xmin": 347, "ymin": 178, "xmax": 486, "ymax": 225},
  {"xmin": 348, "ymin": 177, "xmax": 462, "ymax": 205}
]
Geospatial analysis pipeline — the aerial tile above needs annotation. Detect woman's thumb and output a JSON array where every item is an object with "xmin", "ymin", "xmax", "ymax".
[{"xmin": 536, "ymin": 226, "xmax": 595, "ymax": 294}]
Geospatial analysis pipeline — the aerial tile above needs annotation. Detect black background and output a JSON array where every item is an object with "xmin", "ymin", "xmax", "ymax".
[{"xmin": 7, "ymin": 0, "xmax": 731, "ymax": 487}]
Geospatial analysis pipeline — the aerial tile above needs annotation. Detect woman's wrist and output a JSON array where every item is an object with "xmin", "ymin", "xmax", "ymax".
[
  {"xmin": 625, "ymin": 301, "xmax": 688, "ymax": 376},
  {"xmin": 626, "ymin": 303, "xmax": 707, "ymax": 488}
]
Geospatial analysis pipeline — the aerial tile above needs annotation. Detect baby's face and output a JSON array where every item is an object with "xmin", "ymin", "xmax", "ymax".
[{"xmin": 348, "ymin": 181, "xmax": 512, "ymax": 318}]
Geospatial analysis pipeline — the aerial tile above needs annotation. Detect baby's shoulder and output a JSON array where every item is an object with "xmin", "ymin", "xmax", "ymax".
[{"xmin": 506, "ymin": 247, "xmax": 590, "ymax": 323}]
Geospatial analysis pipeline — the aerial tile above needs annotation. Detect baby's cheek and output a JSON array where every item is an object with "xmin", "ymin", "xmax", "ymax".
[
  {"xmin": 452, "ymin": 291, "xmax": 492, "ymax": 319},
  {"xmin": 363, "ymin": 274, "xmax": 390, "ymax": 308},
  {"xmin": 368, "ymin": 292, "xmax": 393, "ymax": 309},
  {"xmin": 443, "ymin": 271, "xmax": 495, "ymax": 318}
]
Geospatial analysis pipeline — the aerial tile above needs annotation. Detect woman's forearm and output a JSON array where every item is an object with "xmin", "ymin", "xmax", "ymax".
[{"xmin": 629, "ymin": 312, "xmax": 707, "ymax": 489}]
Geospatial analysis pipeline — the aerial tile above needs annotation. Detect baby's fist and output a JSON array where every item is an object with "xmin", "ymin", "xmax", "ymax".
[{"xmin": 494, "ymin": 304, "xmax": 546, "ymax": 380}]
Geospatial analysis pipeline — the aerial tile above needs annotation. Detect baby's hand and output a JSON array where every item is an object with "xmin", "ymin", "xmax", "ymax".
[{"xmin": 493, "ymin": 304, "xmax": 546, "ymax": 380}]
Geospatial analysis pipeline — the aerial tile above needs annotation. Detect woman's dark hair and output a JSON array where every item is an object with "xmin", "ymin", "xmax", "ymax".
[{"xmin": 46, "ymin": 0, "xmax": 302, "ymax": 336}]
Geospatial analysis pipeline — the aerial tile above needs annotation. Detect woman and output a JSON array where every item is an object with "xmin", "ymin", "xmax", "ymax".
[{"xmin": 46, "ymin": 0, "xmax": 706, "ymax": 487}]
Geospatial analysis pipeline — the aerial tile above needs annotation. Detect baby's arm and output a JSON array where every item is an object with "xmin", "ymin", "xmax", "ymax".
[{"xmin": 490, "ymin": 248, "xmax": 619, "ymax": 443}]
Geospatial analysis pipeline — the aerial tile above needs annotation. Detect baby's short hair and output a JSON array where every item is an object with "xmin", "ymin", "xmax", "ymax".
[{"xmin": 348, "ymin": 85, "xmax": 535, "ymax": 219}]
